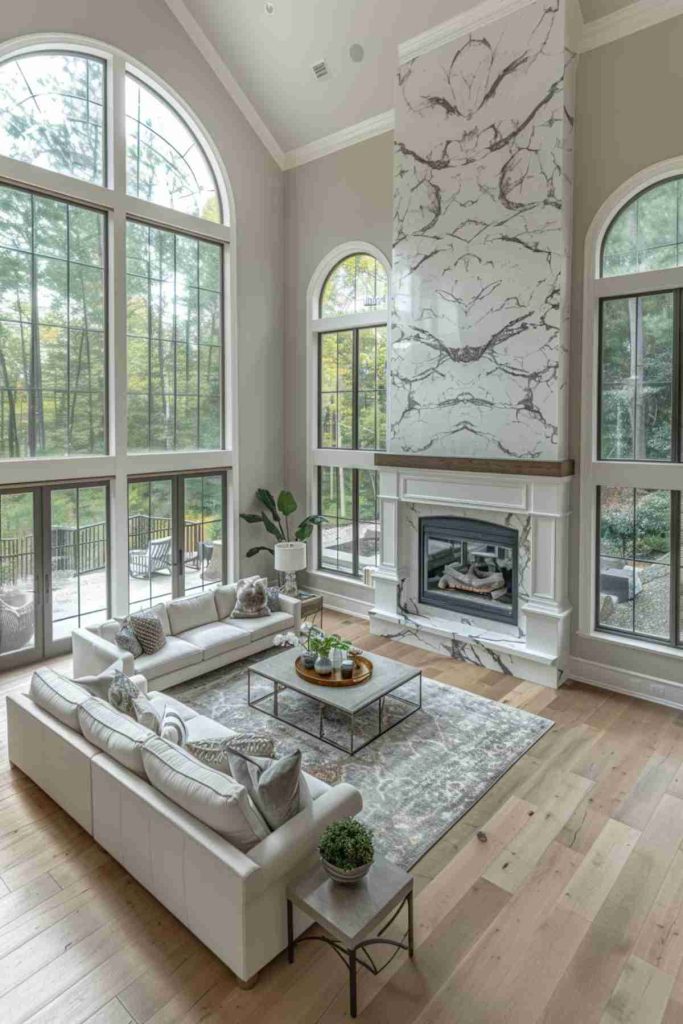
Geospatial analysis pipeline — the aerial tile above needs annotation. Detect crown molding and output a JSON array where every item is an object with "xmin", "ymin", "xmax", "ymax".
[
  {"xmin": 282, "ymin": 110, "xmax": 395, "ymax": 171},
  {"xmin": 162, "ymin": 0, "xmax": 285, "ymax": 170},
  {"xmin": 398, "ymin": 0, "xmax": 540, "ymax": 63},
  {"xmin": 578, "ymin": 0, "xmax": 683, "ymax": 53}
]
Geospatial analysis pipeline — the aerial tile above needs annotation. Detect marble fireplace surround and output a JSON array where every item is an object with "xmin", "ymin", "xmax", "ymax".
[{"xmin": 369, "ymin": 465, "xmax": 572, "ymax": 688}]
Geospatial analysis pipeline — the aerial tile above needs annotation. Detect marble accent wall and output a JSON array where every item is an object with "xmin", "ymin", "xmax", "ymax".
[{"xmin": 391, "ymin": 0, "xmax": 574, "ymax": 460}]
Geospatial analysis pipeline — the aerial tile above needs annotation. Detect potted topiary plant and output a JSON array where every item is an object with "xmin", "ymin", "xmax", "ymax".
[{"xmin": 319, "ymin": 818, "xmax": 375, "ymax": 884}]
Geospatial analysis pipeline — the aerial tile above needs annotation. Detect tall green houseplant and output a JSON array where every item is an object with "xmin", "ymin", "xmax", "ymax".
[{"xmin": 240, "ymin": 490, "xmax": 327, "ymax": 559}]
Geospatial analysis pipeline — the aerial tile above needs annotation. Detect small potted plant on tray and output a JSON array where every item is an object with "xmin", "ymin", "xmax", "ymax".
[
  {"xmin": 319, "ymin": 818, "xmax": 375, "ymax": 884},
  {"xmin": 305, "ymin": 629, "xmax": 351, "ymax": 675}
]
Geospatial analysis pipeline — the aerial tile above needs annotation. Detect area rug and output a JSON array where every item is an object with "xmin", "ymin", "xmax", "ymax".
[{"xmin": 169, "ymin": 652, "xmax": 552, "ymax": 870}]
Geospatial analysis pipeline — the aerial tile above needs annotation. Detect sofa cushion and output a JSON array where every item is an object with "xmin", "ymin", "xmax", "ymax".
[
  {"xmin": 29, "ymin": 668, "xmax": 90, "ymax": 732},
  {"xmin": 214, "ymin": 583, "xmax": 237, "ymax": 620},
  {"xmin": 78, "ymin": 697, "xmax": 153, "ymax": 777},
  {"xmin": 176, "ymin": 621, "xmax": 250, "ymax": 660},
  {"xmin": 135, "ymin": 636, "xmax": 203, "ymax": 681},
  {"xmin": 141, "ymin": 736, "xmax": 269, "ymax": 851},
  {"xmin": 167, "ymin": 592, "xmax": 218, "ymax": 635},
  {"xmin": 229, "ymin": 610, "xmax": 294, "ymax": 643}
]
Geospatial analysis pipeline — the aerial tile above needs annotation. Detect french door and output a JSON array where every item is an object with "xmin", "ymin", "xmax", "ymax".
[
  {"xmin": 127, "ymin": 472, "xmax": 227, "ymax": 613},
  {"xmin": 0, "ymin": 481, "xmax": 111, "ymax": 669}
]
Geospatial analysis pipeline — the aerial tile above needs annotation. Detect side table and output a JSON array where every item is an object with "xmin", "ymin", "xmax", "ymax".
[
  {"xmin": 298, "ymin": 590, "xmax": 324, "ymax": 629},
  {"xmin": 286, "ymin": 856, "xmax": 414, "ymax": 1018}
]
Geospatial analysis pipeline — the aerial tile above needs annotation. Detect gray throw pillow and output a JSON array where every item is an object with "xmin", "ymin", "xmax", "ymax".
[
  {"xmin": 160, "ymin": 706, "xmax": 188, "ymax": 745},
  {"xmin": 115, "ymin": 621, "xmax": 143, "ymax": 657},
  {"xmin": 131, "ymin": 694, "xmax": 161, "ymax": 733},
  {"xmin": 77, "ymin": 664, "xmax": 120, "ymax": 702},
  {"xmin": 129, "ymin": 610, "xmax": 166, "ymax": 655},
  {"xmin": 186, "ymin": 733, "xmax": 276, "ymax": 774},
  {"xmin": 108, "ymin": 670, "xmax": 143, "ymax": 716},
  {"xmin": 227, "ymin": 748, "xmax": 308, "ymax": 831},
  {"xmin": 230, "ymin": 579, "xmax": 270, "ymax": 619},
  {"xmin": 265, "ymin": 586, "xmax": 281, "ymax": 613}
]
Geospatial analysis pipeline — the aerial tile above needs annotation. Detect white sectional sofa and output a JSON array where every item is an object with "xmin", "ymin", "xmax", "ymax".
[
  {"xmin": 7, "ymin": 667, "xmax": 362, "ymax": 986},
  {"xmin": 72, "ymin": 578, "xmax": 300, "ymax": 691}
]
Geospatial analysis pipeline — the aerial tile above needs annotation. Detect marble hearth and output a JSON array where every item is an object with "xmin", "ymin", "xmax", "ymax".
[{"xmin": 369, "ymin": 466, "xmax": 571, "ymax": 688}]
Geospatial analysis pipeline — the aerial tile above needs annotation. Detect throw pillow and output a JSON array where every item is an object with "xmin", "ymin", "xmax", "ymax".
[
  {"xmin": 230, "ymin": 578, "xmax": 270, "ymax": 619},
  {"xmin": 129, "ymin": 610, "xmax": 166, "ymax": 655},
  {"xmin": 160, "ymin": 706, "xmax": 188, "ymax": 745},
  {"xmin": 77, "ymin": 664, "xmax": 120, "ymax": 702},
  {"xmin": 186, "ymin": 733, "xmax": 276, "ymax": 774},
  {"xmin": 108, "ymin": 670, "xmax": 143, "ymax": 716},
  {"xmin": 227, "ymin": 748, "xmax": 308, "ymax": 830},
  {"xmin": 114, "ymin": 620, "xmax": 143, "ymax": 657},
  {"xmin": 131, "ymin": 694, "xmax": 161, "ymax": 733},
  {"xmin": 265, "ymin": 586, "xmax": 281, "ymax": 613}
]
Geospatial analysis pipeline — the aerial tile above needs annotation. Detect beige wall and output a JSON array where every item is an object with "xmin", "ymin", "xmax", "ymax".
[{"xmin": 0, "ymin": 0, "xmax": 284, "ymax": 579}]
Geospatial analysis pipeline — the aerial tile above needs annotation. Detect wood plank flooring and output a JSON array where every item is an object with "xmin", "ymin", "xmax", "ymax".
[{"xmin": 2, "ymin": 609, "xmax": 683, "ymax": 1022}]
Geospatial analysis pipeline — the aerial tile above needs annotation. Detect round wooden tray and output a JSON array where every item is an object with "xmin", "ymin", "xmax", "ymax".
[{"xmin": 294, "ymin": 654, "xmax": 373, "ymax": 687}]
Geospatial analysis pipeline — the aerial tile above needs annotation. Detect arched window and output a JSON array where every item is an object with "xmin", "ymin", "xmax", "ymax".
[
  {"xmin": 0, "ymin": 38, "xmax": 231, "ymax": 666},
  {"xmin": 309, "ymin": 246, "xmax": 388, "ymax": 580},
  {"xmin": 583, "ymin": 167, "xmax": 683, "ymax": 651}
]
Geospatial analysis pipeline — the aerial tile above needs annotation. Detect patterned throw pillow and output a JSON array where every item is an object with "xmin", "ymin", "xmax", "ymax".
[
  {"xmin": 230, "ymin": 579, "xmax": 270, "ymax": 619},
  {"xmin": 114, "ymin": 621, "xmax": 143, "ymax": 658},
  {"xmin": 129, "ymin": 610, "xmax": 166, "ymax": 655},
  {"xmin": 108, "ymin": 670, "xmax": 143, "ymax": 716},
  {"xmin": 131, "ymin": 694, "xmax": 161, "ymax": 733},
  {"xmin": 265, "ymin": 586, "xmax": 281, "ymax": 613},
  {"xmin": 160, "ymin": 706, "xmax": 188, "ymax": 745},
  {"xmin": 186, "ymin": 733, "xmax": 276, "ymax": 774}
]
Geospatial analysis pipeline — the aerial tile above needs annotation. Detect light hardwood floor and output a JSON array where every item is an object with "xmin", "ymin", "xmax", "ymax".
[{"xmin": 2, "ymin": 609, "xmax": 683, "ymax": 1022}]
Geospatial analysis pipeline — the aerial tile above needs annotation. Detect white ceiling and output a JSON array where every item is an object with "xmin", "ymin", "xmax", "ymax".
[{"xmin": 180, "ymin": 0, "xmax": 479, "ymax": 153}]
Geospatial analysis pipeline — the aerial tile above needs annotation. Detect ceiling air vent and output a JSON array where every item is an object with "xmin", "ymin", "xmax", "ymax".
[{"xmin": 312, "ymin": 60, "xmax": 329, "ymax": 81}]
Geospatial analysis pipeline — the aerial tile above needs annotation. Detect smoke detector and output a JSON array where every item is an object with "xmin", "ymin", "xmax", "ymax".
[{"xmin": 312, "ymin": 59, "xmax": 329, "ymax": 81}]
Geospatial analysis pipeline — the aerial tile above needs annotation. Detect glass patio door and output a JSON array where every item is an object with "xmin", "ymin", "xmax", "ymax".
[{"xmin": 0, "ymin": 489, "xmax": 42, "ymax": 668}]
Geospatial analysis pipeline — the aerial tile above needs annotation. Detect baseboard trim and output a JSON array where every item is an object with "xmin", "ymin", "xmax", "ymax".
[{"xmin": 566, "ymin": 654, "xmax": 683, "ymax": 710}]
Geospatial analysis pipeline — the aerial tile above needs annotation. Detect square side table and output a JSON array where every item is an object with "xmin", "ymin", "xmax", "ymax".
[{"xmin": 286, "ymin": 856, "xmax": 414, "ymax": 1018}]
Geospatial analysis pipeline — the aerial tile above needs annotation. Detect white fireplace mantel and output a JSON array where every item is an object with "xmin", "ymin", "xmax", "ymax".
[{"xmin": 369, "ymin": 466, "xmax": 573, "ymax": 688}]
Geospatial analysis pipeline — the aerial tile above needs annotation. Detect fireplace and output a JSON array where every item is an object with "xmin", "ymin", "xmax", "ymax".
[{"xmin": 419, "ymin": 517, "xmax": 518, "ymax": 626}]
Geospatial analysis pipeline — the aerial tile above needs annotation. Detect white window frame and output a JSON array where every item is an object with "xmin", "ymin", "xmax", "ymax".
[
  {"xmin": 579, "ymin": 156, "xmax": 683, "ymax": 657},
  {"xmin": 306, "ymin": 241, "xmax": 390, "ymax": 585},
  {"xmin": 0, "ymin": 33, "xmax": 238, "ymax": 614}
]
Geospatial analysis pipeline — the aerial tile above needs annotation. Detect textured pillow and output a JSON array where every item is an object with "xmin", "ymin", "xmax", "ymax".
[
  {"xmin": 265, "ymin": 586, "xmax": 281, "ymax": 613},
  {"xmin": 29, "ymin": 668, "xmax": 89, "ymax": 732},
  {"xmin": 129, "ymin": 610, "xmax": 167, "ymax": 655},
  {"xmin": 227, "ymin": 748, "xmax": 309, "ymax": 831},
  {"xmin": 108, "ymin": 671, "xmax": 143, "ymax": 716},
  {"xmin": 142, "ymin": 736, "xmax": 269, "ymax": 850},
  {"xmin": 131, "ymin": 694, "xmax": 161, "ymax": 733},
  {"xmin": 77, "ymin": 697, "xmax": 152, "ymax": 777},
  {"xmin": 230, "ymin": 578, "xmax": 270, "ymax": 619},
  {"xmin": 160, "ymin": 706, "xmax": 188, "ymax": 745},
  {"xmin": 114, "ymin": 621, "xmax": 143, "ymax": 657},
  {"xmin": 186, "ymin": 733, "xmax": 276, "ymax": 774}
]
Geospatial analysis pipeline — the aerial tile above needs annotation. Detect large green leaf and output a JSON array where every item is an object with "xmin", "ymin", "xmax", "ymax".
[
  {"xmin": 240, "ymin": 513, "xmax": 263, "ymax": 524},
  {"xmin": 262, "ymin": 513, "xmax": 285, "ymax": 541},
  {"xmin": 295, "ymin": 522, "xmax": 314, "ymax": 541},
  {"xmin": 277, "ymin": 490, "xmax": 298, "ymax": 517},
  {"xmin": 246, "ymin": 546, "xmax": 274, "ymax": 558},
  {"xmin": 256, "ymin": 489, "xmax": 280, "ymax": 520}
]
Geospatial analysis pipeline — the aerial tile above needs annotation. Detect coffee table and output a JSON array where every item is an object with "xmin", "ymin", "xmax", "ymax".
[
  {"xmin": 287, "ymin": 856, "xmax": 414, "ymax": 1018},
  {"xmin": 246, "ymin": 648, "xmax": 422, "ymax": 755}
]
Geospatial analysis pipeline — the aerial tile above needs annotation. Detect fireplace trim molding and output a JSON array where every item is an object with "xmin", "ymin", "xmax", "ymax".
[{"xmin": 369, "ymin": 465, "xmax": 573, "ymax": 689}]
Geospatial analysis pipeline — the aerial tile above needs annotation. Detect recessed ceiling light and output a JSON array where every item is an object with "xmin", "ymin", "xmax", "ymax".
[
  {"xmin": 264, "ymin": 2, "xmax": 275, "ymax": 14},
  {"xmin": 349, "ymin": 43, "xmax": 364, "ymax": 63}
]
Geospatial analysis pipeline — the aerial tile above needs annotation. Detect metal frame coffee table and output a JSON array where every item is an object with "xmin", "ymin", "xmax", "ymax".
[
  {"xmin": 247, "ymin": 648, "xmax": 422, "ymax": 755},
  {"xmin": 286, "ymin": 856, "xmax": 414, "ymax": 1018}
]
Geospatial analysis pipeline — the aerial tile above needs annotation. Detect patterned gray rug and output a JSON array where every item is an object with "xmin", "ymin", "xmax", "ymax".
[{"xmin": 170, "ymin": 652, "xmax": 552, "ymax": 869}]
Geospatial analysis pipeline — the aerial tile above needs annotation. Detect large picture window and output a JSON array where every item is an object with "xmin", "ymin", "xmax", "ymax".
[{"xmin": 318, "ymin": 466, "xmax": 380, "ymax": 578}]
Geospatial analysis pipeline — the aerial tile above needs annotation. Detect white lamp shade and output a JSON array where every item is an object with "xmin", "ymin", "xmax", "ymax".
[{"xmin": 274, "ymin": 541, "xmax": 307, "ymax": 572}]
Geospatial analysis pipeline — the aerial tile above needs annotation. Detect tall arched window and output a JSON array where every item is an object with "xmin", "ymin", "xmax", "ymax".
[
  {"xmin": 583, "ymin": 169, "xmax": 683, "ymax": 651},
  {"xmin": 309, "ymin": 247, "xmax": 388, "ymax": 580},
  {"xmin": 0, "ymin": 39, "xmax": 231, "ymax": 667}
]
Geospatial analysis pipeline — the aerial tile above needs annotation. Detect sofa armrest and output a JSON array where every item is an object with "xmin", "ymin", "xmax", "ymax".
[
  {"xmin": 71, "ymin": 628, "xmax": 134, "ymax": 678},
  {"xmin": 278, "ymin": 592, "xmax": 302, "ymax": 630},
  {"xmin": 247, "ymin": 782, "xmax": 362, "ymax": 892}
]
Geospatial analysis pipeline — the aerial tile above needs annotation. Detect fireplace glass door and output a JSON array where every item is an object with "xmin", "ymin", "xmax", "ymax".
[{"xmin": 419, "ymin": 517, "xmax": 518, "ymax": 625}]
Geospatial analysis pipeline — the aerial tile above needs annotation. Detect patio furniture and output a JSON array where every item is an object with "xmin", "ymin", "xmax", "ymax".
[
  {"xmin": 0, "ymin": 588, "xmax": 35, "ymax": 654},
  {"xmin": 202, "ymin": 538, "xmax": 223, "ymax": 581},
  {"xmin": 128, "ymin": 537, "xmax": 172, "ymax": 579},
  {"xmin": 185, "ymin": 540, "xmax": 213, "ymax": 572}
]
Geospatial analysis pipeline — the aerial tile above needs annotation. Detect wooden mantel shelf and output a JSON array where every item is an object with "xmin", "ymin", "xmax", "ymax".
[{"xmin": 374, "ymin": 453, "xmax": 575, "ymax": 478}]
